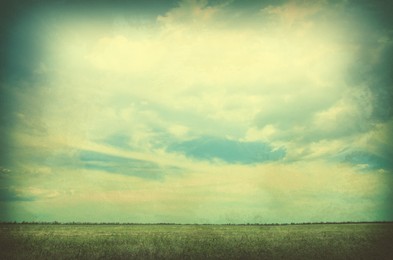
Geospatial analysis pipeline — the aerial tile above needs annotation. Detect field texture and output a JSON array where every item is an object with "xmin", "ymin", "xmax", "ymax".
[{"xmin": 1, "ymin": 223, "xmax": 392, "ymax": 259}]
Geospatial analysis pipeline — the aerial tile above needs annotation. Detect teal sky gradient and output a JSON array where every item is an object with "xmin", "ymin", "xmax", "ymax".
[{"xmin": 1, "ymin": 0, "xmax": 392, "ymax": 223}]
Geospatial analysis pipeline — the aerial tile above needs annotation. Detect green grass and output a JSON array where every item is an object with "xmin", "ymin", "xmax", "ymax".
[{"xmin": 1, "ymin": 223, "xmax": 392, "ymax": 259}]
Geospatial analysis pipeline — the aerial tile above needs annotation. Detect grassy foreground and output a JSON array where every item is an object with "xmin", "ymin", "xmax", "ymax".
[{"xmin": 1, "ymin": 223, "xmax": 392, "ymax": 259}]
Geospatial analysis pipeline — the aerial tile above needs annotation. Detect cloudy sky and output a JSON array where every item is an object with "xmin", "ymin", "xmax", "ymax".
[{"xmin": 0, "ymin": 0, "xmax": 392, "ymax": 223}]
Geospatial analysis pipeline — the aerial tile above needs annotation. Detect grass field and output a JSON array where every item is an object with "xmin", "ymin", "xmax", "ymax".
[{"xmin": 1, "ymin": 223, "xmax": 392, "ymax": 259}]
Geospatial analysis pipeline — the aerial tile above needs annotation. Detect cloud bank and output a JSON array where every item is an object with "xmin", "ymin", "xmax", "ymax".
[{"xmin": 1, "ymin": 0, "xmax": 392, "ymax": 223}]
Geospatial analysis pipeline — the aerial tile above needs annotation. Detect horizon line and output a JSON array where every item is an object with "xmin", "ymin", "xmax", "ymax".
[{"xmin": 1, "ymin": 220, "xmax": 393, "ymax": 226}]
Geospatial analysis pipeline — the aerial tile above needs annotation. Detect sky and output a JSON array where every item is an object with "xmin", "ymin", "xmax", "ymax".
[{"xmin": 0, "ymin": 0, "xmax": 392, "ymax": 224}]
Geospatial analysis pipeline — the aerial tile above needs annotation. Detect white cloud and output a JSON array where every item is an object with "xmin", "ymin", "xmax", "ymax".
[
  {"xmin": 244, "ymin": 125, "xmax": 277, "ymax": 142},
  {"xmin": 168, "ymin": 124, "xmax": 190, "ymax": 139},
  {"xmin": 87, "ymin": 35, "xmax": 166, "ymax": 73},
  {"xmin": 12, "ymin": 0, "xmax": 387, "ymax": 163},
  {"xmin": 4, "ymin": 0, "xmax": 392, "ymax": 222}
]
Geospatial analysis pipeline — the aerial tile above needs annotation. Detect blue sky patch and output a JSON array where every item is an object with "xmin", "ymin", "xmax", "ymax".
[
  {"xmin": 102, "ymin": 134, "xmax": 132, "ymax": 150},
  {"xmin": 79, "ymin": 150, "xmax": 166, "ymax": 179},
  {"xmin": 342, "ymin": 151, "xmax": 393, "ymax": 171},
  {"xmin": 168, "ymin": 136, "xmax": 285, "ymax": 164}
]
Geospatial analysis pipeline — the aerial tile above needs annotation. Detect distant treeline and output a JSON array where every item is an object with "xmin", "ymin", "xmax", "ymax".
[{"xmin": 1, "ymin": 221, "xmax": 392, "ymax": 225}]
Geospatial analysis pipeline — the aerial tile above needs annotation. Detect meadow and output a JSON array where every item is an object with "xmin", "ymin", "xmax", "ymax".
[{"xmin": 1, "ymin": 223, "xmax": 392, "ymax": 259}]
